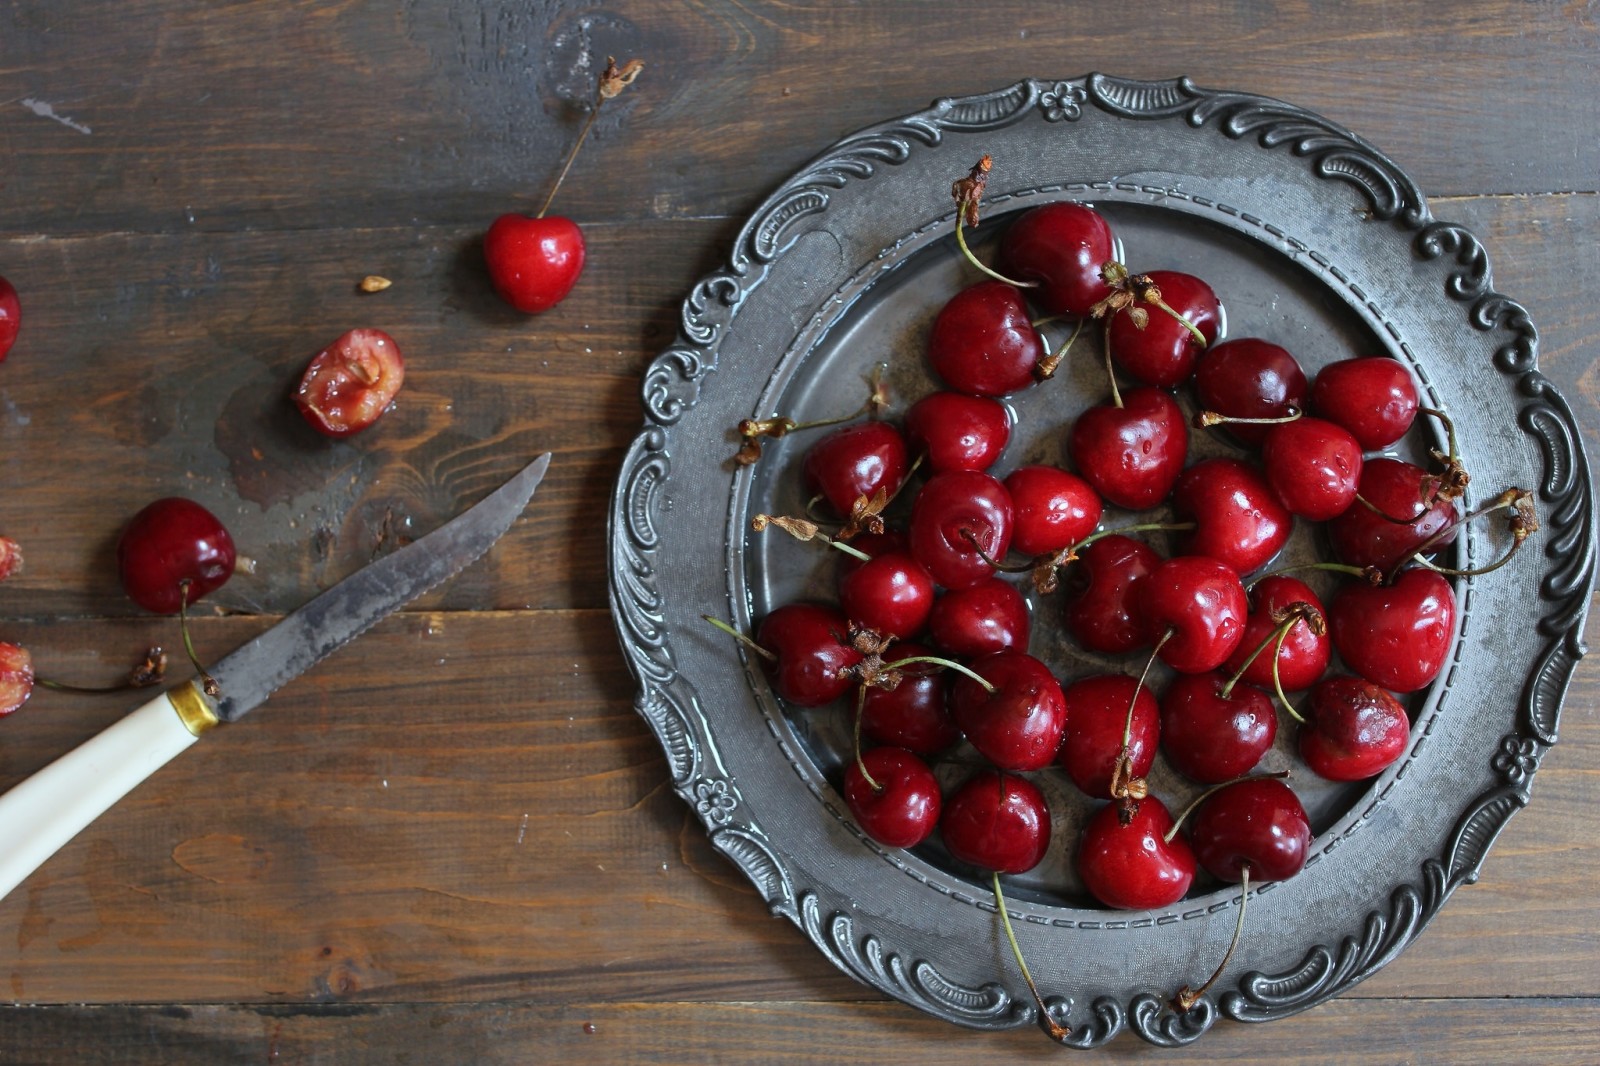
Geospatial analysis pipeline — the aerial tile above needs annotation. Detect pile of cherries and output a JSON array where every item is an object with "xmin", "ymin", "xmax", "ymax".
[{"xmin": 719, "ymin": 165, "xmax": 1536, "ymax": 1019}]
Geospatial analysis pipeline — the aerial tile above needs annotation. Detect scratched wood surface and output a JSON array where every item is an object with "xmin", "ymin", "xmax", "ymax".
[{"xmin": 0, "ymin": 1, "xmax": 1596, "ymax": 1062}]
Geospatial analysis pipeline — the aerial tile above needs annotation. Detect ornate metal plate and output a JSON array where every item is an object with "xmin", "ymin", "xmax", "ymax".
[{"xmin": 608, "ymin": 76, "xmax": 1596, "ymax": 1046}]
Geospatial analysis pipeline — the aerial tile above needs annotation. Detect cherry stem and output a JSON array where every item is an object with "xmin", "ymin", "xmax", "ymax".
[
  {"xmin": 701, "ymin": 615, "xmax": 777, "ymax": 662},
  {"xmin": 1194, "ymin": 406, "xmax": 1302, "ymax": 430},
  {"xmin": 1033, "ymin": 317, "xmax": 1084, "ymax": 381},
  {"xmin": 882, "ymin": 654, "xmax": 996, "ymax": 695},
  {"xmin": 751, "ymin": 514, "xmax": 872, "ymax": 561},
  {"xmin": 1069, "ymin": 521, "xmax": 1195, "ymax": 557},
  {"xmin": 1354, "ymin": 491, "xmax": 1432, "ymax": 525},
  {"xmin": 1102, "ymin": 322, "xmax": 1123, "ymax": 409},
  {"xmin": 1172, "ymin": 865, "xmax": 1251, "ymax": 1014},
  {"xmin": 1261, "ymin": 560, "xmax": 1382, "ymax": 585},
  {"xmin": 1394, "ymin": 487, "xmax": 1534, "ymax": 582},
  {"xmin": 537, "ymin": 57, "xmax": 643, "ymax": 218},
  {"xmin": 991, "ymin": 871, "xmax": 1069, "ymax": 1041},
  {"xmin": 852, "ymin": 685, "xmax": 881, "ymax": 792},
  {"xmin": 1146, "ymin": 294, "xmax": 1209, "ymax": 349},
  {"xmin": 1110, "ymin": 631, "xmax": 1169, "ymax": 813},
  {"xmin": 1419, "ymin": 406, "xmax": 1460, "ymax": 465},
  {"xmin": 1165, "ymin": 771, "xmax": 1291, "ymax": 842},
  {"xmin": 34, "ymin": 647, "xmax": 167, "ymax": 694},
  {"xmin": 956, "ymin": 217, "xmax": 1035, "ymax": 288},
  {"xmin": 1125, "ymin": 631, "xmax": 1170, "ymax": 750},
  {"xmin": 177, "ymin": 581, "xmax": 220, "ymax": 698},
  {"xmin": 959, "ymin": 528, "xmax": 1032, "ymax": 574},
  {"xmin": 1267, "ymin": 624, "xmax": 1309, "ymax": 724}
]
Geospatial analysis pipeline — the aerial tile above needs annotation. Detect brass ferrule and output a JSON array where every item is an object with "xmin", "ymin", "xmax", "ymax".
[{"xmin": 167, "ymin": 681, "xmax": 220, "ymax": 737}]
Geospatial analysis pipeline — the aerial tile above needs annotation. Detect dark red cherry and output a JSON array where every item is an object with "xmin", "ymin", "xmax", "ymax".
[
  {"xmin": 1062, "ymin": 535, "xmax": 1160, "ymax": 654},
  {"xmin": 837, "ymin": 551, "xmax": 934, "ymax": 639},
  {"xmin": 1261, "ymin": 417, "xmax": 1362, "ymax": 521},
  {"xmin": 1171, "ymin": 457, "xmax": 1292, "ymax": 575},
  {"xmin": 834, "ymin": 528, "xmax": 908, "ymax": 579},
  {"xmin": 1299, "ymin": 675, "xmax": 1410, "ymax": 781},
  {"xmin": 1329, "ymin": 568, "xmax": 1455, "ymax": 693},
  {"xmin": 1058, "ymin": 674, "xmax": 1159, "ymax": 798},
  {"xmin": 117, "ymin": 498, "xmax": 238, "ymax": 615},
  {"xmin": 1138, "ymin": 556, "xmax": 1248, "ymax": 674},
  {"xmin": 1188, "ymin": 778, "xmax": 1312, "ymax": 883},
  {"xmin": 927, "ymin": 577, "xmax": 1029, "ymax": 658},
  {"xmin": 1327, "ymin": 457, "xmax": 1459, "ymax": 572},
  {"xmin": 996, "ymin": 201, "xmax": 1117, "ymax": 317},
  {"xmin": 802, "ymin": 421, "xmax": 909, "ymax": 517},
  {"xmin": 1003, "ymin": 465, "xmax": 1102, "ymax": 556},
  {"xmin": 904, "ymin": 391, "xmax": 1011, "ymax": 473},
  {"xmin": 755, "ymin": 603, "xmax": 862, "ymax": 707},
  {"xmin": 948, "ymin": 651, "xmax": 1068, "ymax": 772},
  {"xmin": 1106, "ymin": 271, "xmax": 1221, "ymax": 388},
  {"xmin": 0, "ymin": 274, "xmax": 19, "ymax": 362},
  {"xmin": 926, "ymin": 281, "xmax": 1044, "ymax": 397},
  {"xmin": 1077, "ymin": 797, "xmax": 1197, "ymax": 910},
  {"xmin": 861, "ymin": 643, "xmax": 960, "ymax": 754},
  {"xmin": 1310, "ymin": 357, "xmax": 1419, "ymax": 450},
  {"xmin": 483, "ymin": 213, "xmax": 586, "ymax": 314},
  {"xmin": 940, "ymin": 770, "xmax": 1051, "ymax": 874},
  {"xmin": 1069, "ymin": 386, "xmax": 1188, "ymax": 511},
  {"xmin": 908, "ymin": 470, "xmax": 1013, "ymax": 589},
  {"xmin": 843, "ymin": 747, "xmax": 942, "ymax": 849},
  {"xmin": 1159, "ymin": 672, "xmax": 1276, "ymax": 784},
  {"xmin": 1224, "ymin": 575, "xmax": 1330, "ymax": 693},
  {"xmin": 1192, "ymin": 338, "xmax": 1307, "ymax": 446}
]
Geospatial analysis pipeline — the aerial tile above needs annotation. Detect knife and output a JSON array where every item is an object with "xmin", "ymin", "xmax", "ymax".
[{"xmin": 0, "ymin": 452, "xmax": 551, "ymax": 904}]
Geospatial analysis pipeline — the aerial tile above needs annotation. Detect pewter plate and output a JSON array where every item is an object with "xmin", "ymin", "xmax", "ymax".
[{"xmin": 608, "ymin": 76, "xmax": 1596, "ymax": 1047}]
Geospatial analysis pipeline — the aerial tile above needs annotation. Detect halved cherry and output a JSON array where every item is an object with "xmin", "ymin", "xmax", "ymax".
[{"xmin": 294, "ymin": 328, "xmax": 406, "ymax": 437}]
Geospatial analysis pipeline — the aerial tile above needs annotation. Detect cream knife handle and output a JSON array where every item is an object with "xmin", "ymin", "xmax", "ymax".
[{"xmin": 0, "ymin": 683, "xmax": 216, "ymax": 904}]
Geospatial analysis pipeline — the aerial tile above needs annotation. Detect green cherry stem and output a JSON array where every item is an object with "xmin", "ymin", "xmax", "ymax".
[
  {"xmin": 852, "ymin": 684, "xmax": 881, "ymax": 792},
  {"xmin": 701, "ymin": 615, "xmax": 777, "ymax": 662},
  {"xmin": 1172, "ymin": 865, "xmax": 1251, "ymax": 1014},
  {"xmin": 177, "ymin": 581, "xmax": 220, "ymax": 698},
  {"xmin": 992, "ymin": 871, "xmax": 1069, "ymax": 1041},
  {"xmin": 882, "ymin": 655, "xmax": 996, "ymax": 695}
]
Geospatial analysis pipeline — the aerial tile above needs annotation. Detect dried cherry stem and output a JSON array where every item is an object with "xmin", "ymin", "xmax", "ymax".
[
  {"xmin": 1111, "ymin": 630, "xmax": 1171, "ymax": 819},
  {"xmin": 1417, "ymin": 407, "xmax": 1468, "ymax": 505},
  {"xmin": 1397, "ymin": 486, "xmax": 1536, "ymax": 581},
  {"xmin": 34, "ymin": 647, "xmax": 168, "ymax": 694},
  {"xmin": 536, "ymin": 57, "xmax": 644, "ymax": 219},
  {"xmin": 951, "ymin": 155, "xmax": 1036, "ymax": 289},
  {"xmin": 991, "ymin": 871, "xmax": 1069, "ymax": 1041},
  {"xmin": 852, "ymin": 684, "xmax": 881, "ymax": 792},
  {"xmin": 701, "ymin": 615, "xmax": 777, "ymax": 662},
  {"xmin": 882, "ymin": 654, "xmax": 996, "ymax": 695},
  {"xmin": 736, "ymin": 363, "xmax": 890, "ymax": 465},
  {"xmin": 1193, "ymin": 406, "xmax": 1302, "ymax": 430},
  {"xmin": 751, "ymin": 513, "xmax": 871, "ymax": 561},
  {"xmin": 1093, "ymin": 262, "xmax": 1209, "ymax": 348},
  {"xmin": 1172, "ymin": 865, "xmax": 1251, "ymax": 1014},
  {"xmin": 177, "ymin": 581, "xmax": 220, "ymax": 698},
  {"xmin": 1033, "ymin": 317, "xmax": 1084, "ymax": 381}
]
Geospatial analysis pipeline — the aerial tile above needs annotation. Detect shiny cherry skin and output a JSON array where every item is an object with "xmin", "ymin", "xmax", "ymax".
[
  {"xmin": 0, "ymin": 642, "xmax": 34, "ymax": 716},
  {"xmin": 802, "ymin": 421, "xmax": 908, "ymax": 517},
  {"xmin": 294, "ymin": 328, "xmax": 406, "ymax": 437},
  {"xmin": 861, "ymin": 643, "xmax": 960, "ymax": 754},
  {"xmin": 1159, "ymin": 671, "xmax": 1276, "ymax": 784},
  {"xmin": 755, "ymin": 603, "xmax": 862, "ymax": 707},
  {"xmin": 0, "ymin": 274, "xmax": 19, "ymax": 362},
  {"xmin": 1058, "ymin": 674, "xmax": 1158, "ymax": 798},
  {"xmin": 1138, "ymin": 555, "xmax": 1248, "ymax": 674},
  {"xmin": 837, "ymin": 550, "xmax": 934, "ymax": 639},
  {"xmin": 904, "ymin": 391, "xmax": 1011, "ymax": 473},
  {"xmin": 1062, "ymin": 535, "xmax": 1160, "ymax": 654},
  {"xmin": 1223, "ymin": 575, "xmax": 1330, "ymax": 692},
  {"xmin": 1327, "ymin": 457, "xmax": 1459, "ymax": 572},
  {"xmin": 1299, "ymin": 675, "xmax": 1410, "ymax": 781},
  {"xmin": 1192, "ymin": 338, "xmax": 1307, "ymax": 446},
  {"xmin": 1077, "ymin": 797, "xmax": 1196, "ymax": 910},
  {"xmin": 1106, "ymin": 270, "xmax": 1222, "ymax": 387},
  {"xmin": 926, "ymin": 281, "xmax": 1044, "ymax": 397},
  {"xmin": 996, "ymin": 201, "xmax": 1118, "ymax": 317},
  {"xmin": 117, "ymin": 498, "xmax": 238, "ymax": 615},
  {"xmin": 1188, "ymin": 778, "xmax": 1312, "ymax": 883},
  {"xmin": 1070, "ymin": 386, "xmax": 1188, "ymax": 511},
  {"xmin": 940, "ymin": 770, "xmax": 1051, "ymax": 874},
  {"xmin": 1003, "ymin": 465, "xmax": 1102, "ymax": 556},
  {"xmin": 949, "ymin": 651, "xmax": 1068, "ymax": 772},
  {"xmin": 927, "ymin": 577, "xmax": 1029, "ymax": 658},
  {"xmin": 1310, "ymin": 357, "xmax": 1418, "ymax": 450},
  {"xmin": 483, "ymin": 213, "xmax": 586, "ymax": 313},
  {"xmin": 1171, "ymin": 457, "xmax": 1292, "ymax": 575},
  {"xmin": 1329, "ymin": 568, "xmax": 1455, "ymax": 693},
  {"xmin": 843, "ymin": 747, "xmax": 942, "ymax": 849},
  {"xmin": 834, "ymin": 528, "xmax": 908, "ymax": 579},
  {"xmin": 908, "ymin": 470, "xmax": 1013, "ymax": 589},
  {"xmin": 1261, "ymin": 416, "xmax": 1363, "ymax": 521}
]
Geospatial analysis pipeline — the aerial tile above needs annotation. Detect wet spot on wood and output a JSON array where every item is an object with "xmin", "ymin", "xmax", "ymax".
[{"xmin": 171, "ymin": 833, "xmax": 273, "ymax": 883}]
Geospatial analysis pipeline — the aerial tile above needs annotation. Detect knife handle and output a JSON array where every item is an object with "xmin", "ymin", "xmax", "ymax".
[{"xmin": 0, "ymin": 682, "xmax": 217, "ymax": 904}]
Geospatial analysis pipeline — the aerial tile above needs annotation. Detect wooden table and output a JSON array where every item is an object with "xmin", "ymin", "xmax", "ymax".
[{"xmin": 2, "ymin": 2, "xmax": 1596, "ymax": 1061}]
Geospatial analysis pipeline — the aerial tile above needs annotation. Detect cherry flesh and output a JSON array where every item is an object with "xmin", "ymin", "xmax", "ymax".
[
  {"xmin": 926, "ymin": 281, "xmax": 1045, "ymax": 397},
  {"xmin": 1192, "ymin": 338, "xmax": 1306, "ymax": 446},
  {"xmin": 755, "ymin": 603, "xmax": 862, "ymax": 707},
  {"xmin": 117, "ymin": 498, "xmax": 238, "ymax": 615},
  {"xmin": 1309, "ymin": 357, "xmax": 1418, "ymax": 450},
  {"xmin": 1327, "ymin": 457, "xmax": 1458, "ymax": 572},
  {"xmin": 484, "ymin": 213, "xmax": 586, "ymax": 313},
  {"xmin": 949, "ymin": 650, "xmax": 1068, "ymax": 772},
  {"xmin": 1171, "ymin": 457, "xmax": 1292, "ymax": 575},
  {"xmin": 1299, "ymin": 675, "xmax": 1411, "ymax": 781},
  {"xmin": 1261, "ymin": 416, "xmax": 1363, "ymax": 521},
  {"xmin": 1070, "ymin": 386, "xmax": 1188, "ymax": 511},
  {"xmin": 0, "ymin": 642, "xmax": 33, "ymax": 716},
  {"xmin": 1058, "ymin": 673, "xmax": 1159, "ymax": 798},
  {"xmin": 1003, "ymin": 465, "xmax": 1102, "ymax": 556},
  {"xmin": 940, "ymin": 770, "xmax": 1052, "ymax": 874},
  {"xmin": 1223, "ymin": 575, "xmax": 1330, "ymax": 692},
  {"xmin": 908, "ymin": 470, "xmax": 1013, "ymax": 589},
  {"xmin": 927, "ymin": 577, "xmax": 1029, "ymax": 658},
  {"xmin": 860, "ymin": 643, "xmax": 960, "ymax": 754},
  {"xmin": 1188, "ymin": 777, "xmax": 1311, "ymax": 883},
  {"xmin": 1106, "ymin": 270, "xmax": 1221, "ymax": 387},
  {"xmin": 1329, "ymin": 568, "xmax": 1455, "ymax": 693},
  {"xmin": 843, "ymin": 747, "xmax": 943, "ymax": 849},
  {"xmin": 1077, "ymin": 797, "xmax": 1197, "ymax": 910},
  {"xmin": 294, "ymin": 328, "xmax": 406, "ymax": 438},
  {"xmin": 837, "ymin": 550, "xmax": 934, "ymax": 639},
  {"xmin": 996, "ymin": 201, "xmax": 1117, "ymax": 317},
  {"xmin": 0, "ymin": 274, "xmax": 19, "ymax": 362},
  {"xmin": 1062, "ymin": 535, "xmax": 1160, "ymax": 654},
  {"xmin": 1138, "ymin": 556, "xmax": 1248, "ymax": 674},
  {"xmin": 904, "ymin": 391, "xmax": 1011, "ymax": 473},
  {"xmin": 802, "ymin": 421, "xmax": 908, "ymax": 517}
]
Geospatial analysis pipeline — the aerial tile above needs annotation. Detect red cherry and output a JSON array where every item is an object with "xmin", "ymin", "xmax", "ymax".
[
  {"xmin": 908, "ymin": 470, "xmax": 1013, "ymax": 589},
  {"xmin": 1223, "ymin": 575, "xmax": 1330, "ymax": 692},
  {"xmin": 1171, "ymin": 457, "xmax": 1292, "ymax": 575},
  {"xmin": 1003, "ymin": 465, "xmax": 1102, "ymax": 556},
  {"xmin": 926, "ymin": 281, "xmax": 1044, "ymax": 397},
  {"xmin": 1309, "ymin": 357, "xmax": 1419, "ymax": 450},
  {"xmin": 927, "ymin": 577, "xmax": 1029, "ymax": 658},
  {"xmin": 837, "ymin": 551, "xmax": 934, "ymax": 639},
  {"xmin": 755, "ymin": 603, "xmax": 862, "ymax": 707},
  {"xmin": 1077, "ymin": 797, "xmax": 1196, "ymax": 910},
  {"xmin": 1327, "ymin": 457, "xmax": 1459, "ymax": 572},
  {"xmin": 1061, "ymin": 535, "xmax": 1160, "ymax": 654},
  {"xmin": 860, "ymin": 643, "xmax": 960, "ymax": 754},
  {"xmin": 0, "ymin": 275, "xmax": 19, "ymax": 362},
  {"xmin": 483, "ymin": 213, "xmax": 586, "ymax": 314},
  {"xmin": 1106, "ymin": 271, "xmax": 1222, "ymax": 387},
  {"xmin": 903, "ymin": 391, "xmax": 1011, "ymax": 473},
  {"xmin": 1192, "ymin": 338, "xmax": 1307, "ymax": 446},
  {"xmin": 948, "ymin": 651, "xmax": 1068, "ymax": 772},
  {"xmin": 1328, "ymin": 568, "xmax": 1455, "ymax": 693},
  {"xmin": 997, "ymin": 202, "xmax": 1118, "ymax": 317},
  {"xmin": 116, "ymin": 498, "xmax": 238, "ymax": 615},
  {"xmin": 1188, "ymin": 778, "xmax": 1312, "ymax": 882},
  {"xmin": 802, "ymin": 421, "xmax": 908, "ymax": 517},
  {"xmin": 1299, "ymin": 675, "xmax": 1410, "ymax": 781},
  {"xmin": 940, "ymin": 770, "xmax": 1051, "ymax": 874},
  {"xmin": 0, "ymin": 641, "xmax": 34, "ymax": 716},
  {"xmin": 293, "ymin": 328, "xmax": 406, "ymax": 438},
  {"xmin": 1261, "ymin": 416, "xmax": 1363, "ymax": 521},
  {"xmin": 843, "ymin": 747, "xmax": 942, "ymax": 849},
  {"xmin": 1058, "ymin": 674, "xmax": 1159, "ymax": 798},
  {"xmin": 1138, "ymin": 556, "xmax": 1248, "ymax": 674},
  {"xmin": 1069, "ymin": 386, "xmax": 1188, "ymax": 511},
  {"xmin": 1159, "ymin": 672, "xmax": 1276, "ymax": 784}
]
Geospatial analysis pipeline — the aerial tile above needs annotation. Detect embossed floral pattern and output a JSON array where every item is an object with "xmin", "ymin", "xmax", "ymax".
[
  {"xmin": 1040, "ymin": 82, "xmax": 1087, "ymax": 122},
  {"xmin": 694, "ymin": 777, "xmax": 739, "ymax": 825},
  {"xmin": 1492, "ymin": 734, "xmax": 1542, "ymax": 788}
]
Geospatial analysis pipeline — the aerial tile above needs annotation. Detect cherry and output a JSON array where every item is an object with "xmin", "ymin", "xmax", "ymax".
[
  {"xmin": 834, "ymin": 528, "xmax": 907, "ymax": 578},
  {"xmin": 940, "ymin": 770, "xmax": 1051, "ymax": 874},
  {"xmin": 1223, "ymin": 575, "xmax": 1330, "ymax": 693},
  {"xmin": 1299, "ymin": 675, "xmax": 1410, "ymax": 781},
  {"xmin": 1105, "ymin": 270, "xmax": 1221, "ymax": 387},
  {"xmin": 1171, "ymin": 457, "xmax": 1292, "ymax": 575},
  {"xmin": 0, "ymin": 641, "xmax": 33, "ymax": 716},
  {"xmin": 859, "ymin": 643, "xmax": 960, "ymax": 754},
  {"xmin": 1003, "ymin": 465, "xmax": 1102, "ymax": 557},
  {"xmin": 802, "ymin": 421, "xmax": 908, "ymax": 518},
  {"xmin": 948, "ymin": 650, "xmax": 1068, "ymax": 772},
  {"xmin": 1261, "ymin": 416, "xmax": 1363, "ymax": 521},
  {"xmin": 1187, "ymin": 777, "xmax": 1312, "ymax": 883},
  {"xmin": 1328, "ymin": 568, "xmax": 1455, "ymax": 692},
  {"xmin": 837, "ymin": 550, "xmax": 934, "ymax": 639},
  {"xmin": 926, "ymin": 281, "xmax": 1046, "ymax": 397},
  {"xmin": 117, "ymin": 498, "xmax": 238, "ymax": 615},
  {"xmin": 293, "ymin": 328, "xmax": 406, "ymax": 438},
  {"xmin": 1327, "ymin": 457, "xmax": 1458, "ymax": 572},
  {"xmin": 1192, "ymin": 338, "xmax": 1306, "ymax": 446},
  {"xmin": 0, "ymin": 274, "xmax": 19, "ymax": 362},
  {"xmin": 904, "ymin": 391, "xmax": 1011, "ymax": 473},
  {"xmin": 1058, "ymin": 674, "xmax": 1159, "ymax": 798},
  {"xmin": 996, "ymin": 201, "xmax": 1118, "ymax": 316},
  {"xmin": 843, "ymin": 747, "xmax": 942, "ymax": 849},
  {"xmin": 1138, "ymin": 556, "xmax": 1248, "ymax": 674},
  {"xmin": 1309, "ymin": 357, "xmax": 1418, "ymax": 450},
  {"xmin": 927, "ymin": 577, "xmax": 1029, "ymax": 657},
  {"xmin": 1159, "ymin": 671, "xmax": 1276, "ymax": 784},
  {"xmin": 908, "ymin": 469, "xmax": 1013, "ymax": 589},
  {"xmin": 1061, "ymin": 534, "xmax": 1160, "ymax": 654},
  {"xmin": 752, "ymin": 603, "xmax": 862, "ymax": 707},
  {"xmin": 1077, "ymin": 797, "xmax": 1196, "ymax": 910},
  {"xmin": 1070, "ymin": 386, "xmax": 1188, "ymax": 511},
  {"xmin": 0, "ymin": 536, "xmax": 20, "ymax": 582}
]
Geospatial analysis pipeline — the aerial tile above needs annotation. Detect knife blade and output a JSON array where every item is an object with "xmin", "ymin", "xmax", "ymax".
[{"xmin": 0, "ymin": 452, "xmax": 551, "ymax": 904}]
